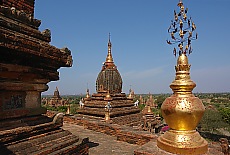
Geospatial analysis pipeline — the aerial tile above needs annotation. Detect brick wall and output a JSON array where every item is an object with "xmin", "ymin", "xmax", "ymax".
[
  {"xmin": 0, "ymin": 0, "xmax": 35, "ymax": 15},
  {"xmin": 47, "ymin": 111, "xmax": 156, "ymax": 145},
  {"xmin": 48, "ymin": 114, "xmax": 156, "ymax": 146},
  {"xmin": 117, "ymin": 129, "xmax": 156, "ymax": 145}
]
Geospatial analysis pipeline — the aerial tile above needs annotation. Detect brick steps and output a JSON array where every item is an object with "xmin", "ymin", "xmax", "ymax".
[
  {"xmin": 76, "ymin": 114, "xmax": 104, "ymax": 121},
  {"xmin": 78, "ymin": 106, "xmax": 140, "ymax": 118},
  {"xmin": 6, "ymin": 130, "xmax": 71, "ymax": 151},
  {"xmin": 0, "ymin": 115, "xmax": 89, "ymax": 155},
  {"xmin": 76, "ymin": 111, "xmax": 143, "ymax": 127},
  {"xmin": 29, "ymin": 135, "xmax": 80, "ymax": 155},
  {"xmin": 0, "ymin": 121, "xmax": 62, "ymax": 144},
  {"xmin": 48, "ymin": 138, "xmax": 89, "ymax": 155},
  {"xmin": 7, "ymin": 131, "xmax": 77, "ymax": 154},
  {"xmin": 0, "ymin": 115, "xmax": 52, "ymax": 131},
  {"xmin": 6, "ymin": 128, "xmax": 64, "ymax": 146}
]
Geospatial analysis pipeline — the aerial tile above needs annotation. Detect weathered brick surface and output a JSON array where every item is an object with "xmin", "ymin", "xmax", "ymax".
[
  {"xmin": 117, "ymin": 129, "xmax": 156, "ymax": 145},
  {"xmin": 0, "ymin": 15, "xmax": 49, "ymax": 41},
  {"xmin": 46, "ymin": 111, "xmax": 156, "ymax": 146},
  {"xmin": 0, "ymin": 115, "xmax": 89, "ymax": 155},
  {"xmin": 50, "ymin": 138, "xmax": 89, "ymax": 155},
  {"xmin": 0, "ymin": 115, "xmax": 52, "ymax": 130},
  {"xmin": 0, "ymin": 108, "xmax": 29, "ymax": 120},
  {"xmin": 0, "ymin": 120, "xmax": 62, "ymax": 143},
  {"xmin": 112, "ymin": 113, "xmax": 144, "ymax": 126},
  {"xmin": 46, "ymin": 110, "xmax": 59, "ymax": 118},
  {"xmin": 1, "ymin": 0, "xmax": 35, "ymax": 15},
  {"xmin": 0, "ymin": 26, "xmax": 69, "ymax": 65}
]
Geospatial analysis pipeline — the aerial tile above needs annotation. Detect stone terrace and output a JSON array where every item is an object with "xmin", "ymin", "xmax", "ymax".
[
  {"xmin": 62, "ymin": 114, "xmax": 156, "ymax": 146},
  {"xmin": 63, "ymin": 122, "xmax": 224, "ymax": 155}
]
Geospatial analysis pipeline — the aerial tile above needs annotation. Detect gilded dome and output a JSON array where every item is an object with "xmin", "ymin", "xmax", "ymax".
[{"xmin": 96, "ymin": 37, "xmax": 122, "ymax": 94}]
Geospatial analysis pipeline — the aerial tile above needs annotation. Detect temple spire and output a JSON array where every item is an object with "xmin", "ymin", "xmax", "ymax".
[
  {"xmin": 106, "ymin": 33, "xmax": 113, "ymax": 63},
  {"xmin": 54, "ymin": 86, "xmax": 60, "ymax": 98}
]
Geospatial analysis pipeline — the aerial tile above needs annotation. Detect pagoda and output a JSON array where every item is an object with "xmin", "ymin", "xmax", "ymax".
[
  {"xmin": 48, "ymin": 87, "xmax": 64, "ymax": 106},
  {"xmin": 78, "ymin": 35, "xmax": 142, "ymax": 125}
]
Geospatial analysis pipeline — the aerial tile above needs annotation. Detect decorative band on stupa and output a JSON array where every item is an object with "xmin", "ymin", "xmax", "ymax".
[{"xmin": 157, "ymin": 0, "xmax": 208, "ymax": 154}]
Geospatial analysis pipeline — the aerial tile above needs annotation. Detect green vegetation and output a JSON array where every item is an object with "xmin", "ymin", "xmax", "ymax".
[
  {"xmin": 155, "ymin": 94, "xmax": 169, "ymax": 108},
  {"xmin": 43, "ymin": 104, "xmax": 80, "ymax": 114},
  {"xmin": 70, "ymin": 104, "xmax": 79, "ymax": 114},
  {"xmin": 138, "ymin": 104, "xmax": 145, "ymax": 110},
  {"xmin": 43, "ymin": 105, "xmax": 67, "ymax": 112},
  {"xmin": 152, "ymin": 108, "xmax": 162, "ymax": 118},
  {"xmin": 199, "ymin": 109, "xmax": 230, "ymax": 133},
  {"xmin": 219, "ymin": 107, "xmax": 230, "ymax": 124}
]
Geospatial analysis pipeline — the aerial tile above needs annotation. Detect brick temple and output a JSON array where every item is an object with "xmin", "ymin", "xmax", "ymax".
[
  {"xmin": 0, "ymin": 0, "xmax": 88, "ymax": 154},
  {"xmin": 78, "ymin": 37, "xmax": 142, "ymax": 126},
  {"xmin": 43, "ymin": 87, "xmax": 68, "ymax": 107}
]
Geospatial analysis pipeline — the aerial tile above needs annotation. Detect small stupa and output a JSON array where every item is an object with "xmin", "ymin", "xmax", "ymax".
[{"xmin": 157, "ymin": 0, "xmax": 208, "ymax": 154}]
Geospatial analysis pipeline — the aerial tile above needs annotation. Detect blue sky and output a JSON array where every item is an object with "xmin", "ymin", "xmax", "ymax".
[{"xmin": 35, "ymin": 0, "xmax": 230, "ymax": 95}]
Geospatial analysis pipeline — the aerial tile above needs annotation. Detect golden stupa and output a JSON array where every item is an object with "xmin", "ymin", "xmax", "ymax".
[{"xmin": 157, "ymin": 0, "xmax": 208, "ymax": 154}]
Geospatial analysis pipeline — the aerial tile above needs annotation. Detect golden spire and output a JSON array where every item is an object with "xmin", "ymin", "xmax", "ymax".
[
  {"xmin": 85, "ymin": 88, "xmax": 90, "ymax": 99},
  {"xmin": 128, "ymin": 90, "xmax": 133, "ymax": 99},
  {"xmin": 147, "ymin": 105, "xmax": 152, "ymax": 113},
  {"xmin": 157, "ymin": 0, "xmax": 208, "ymax": 154},
  {"xmin": 170, "ymin": 53, "xmax": 196, "ymax": 93},
  {"xmin": 105, "ymin": 33, "xmax": 114, "ymax": 63}
]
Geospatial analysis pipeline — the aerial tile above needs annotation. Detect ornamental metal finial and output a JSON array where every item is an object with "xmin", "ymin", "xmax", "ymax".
[
  {"xmin": 167, "ymin": 0, "xmax": 198, "ymax": 57},
  {"xmin": 106, "ymin": 33, "xmax": 113, "ymax": 63}
]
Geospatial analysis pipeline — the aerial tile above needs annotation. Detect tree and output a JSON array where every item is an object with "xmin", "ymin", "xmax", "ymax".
[
  {"xmin": 155, "ymin": 95, "xmax": 167, "ymax": 108},
  {"xmin": 138, "ymin": 104, "xmax": 145, "ymax": 111},
  {"xmin": 219, "ymin": 107, "xmax": 230, "ymax": 124},
  {"xmin": 199, "ymin": 109, "xmax": 229, "ymax": 133}
]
